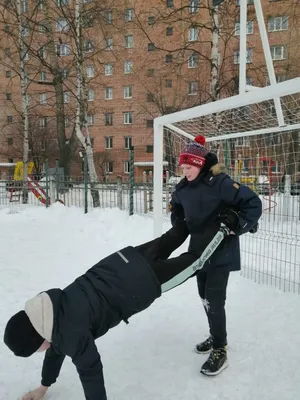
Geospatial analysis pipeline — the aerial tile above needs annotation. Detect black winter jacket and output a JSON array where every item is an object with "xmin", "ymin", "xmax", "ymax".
[
  {"xmin": 170, "ymin": 163, "xmax": 262, "ymax": 271},
  {"xmin": 40, "ymin": 246, "xmax": 161, "ymax": 400}
]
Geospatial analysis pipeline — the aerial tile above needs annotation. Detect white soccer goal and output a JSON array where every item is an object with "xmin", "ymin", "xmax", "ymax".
[{"xmin": 153, "ymin": 78, "xmax": 300, "ymax": 293}]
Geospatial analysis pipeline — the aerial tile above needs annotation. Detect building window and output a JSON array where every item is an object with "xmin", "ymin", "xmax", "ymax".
[
  {"xmin": 147, "ymin": 69, "xmax": 154, "ymax": 77},
  {"xmin": 38, "ymin": 24, "xmax": 46, "ymax": 33},
  {"xmin": 124, "ymin": 136, "xmax": 132, "ymax": 149},
  {"xmin": 57, "ymin": 0, "xmax": 69, "ymax": 6},
  {"xmin": 84, "ymin": 40, "xmax": 94, "ymax": 52},
  {"xmin": 7, "ymin": 116, "xmax": 13, "ymax": 123},
  {"xmin": 56, "ymin": 19, "xmax": 68, "ymax": 31},
  {"xmin": 105, "ymin": 63, "xmax": 113, "ymax": 75},
  {"xmin": 236, "ymin": 0, "xmax": 254, "ymax": 5},
  {"xmin": 246, "ymin": 76, "xmax": 253, "ymax": 85},
  {"xmin": 5, "ymin": 48, "xmax": 11, "ymax": 57},
  {"xmin": 7, "ymin": 138, "xmax": 13, "ymax": 146},
  {"xmin": 124, "ymin": 60, "xmax": 133, "ymax": 74},
  {"xmin": 105, "ymin": 161, "xmax": 113, "ymax": 174},
  {"xmin": 188, "ymin": 27, "xmax": 198, "ymax": 41},
  {"xmin": 268, "ymin": 16, "xmax": 288, "ymax": 32},
  {"xmin": 40, "ymin": 71, "xmax": 47, "ymax": 81},
  {"xmin": 148, "ymin": 43, "xmax": 155, "ymax": 51},
  {"xmin": 146, "ymin": 120, "xmax": 153, "ymax": 128},
  {"xmin": 146, "ymin": 144, "xmax": 153, "ymax": 152},
  {"xmin": 87, "ymin": 115, "xmax": 94, "ymax": 125},
  {"xmin": 188, "ymin": 81, "xmax": 198, "ymax": 95},
  {"xmin": 86, "ymin": 65, "xmax": 95, "ymax": 78},
  {"xmin": 88, "ymin": 88, "xmax": 94, "ymax": 101},
  {"xmin": 105, "ymin": 136, "xmax": 113, "ymax": 149},
  {"xmin": 147, "ymin": 93, "xmax": 154, "ymax": 102},
  {"xmin": 165, "ymin": 79, "xmax": 172, "ymax": 88},
  {"xmin": 40, "ymin": 93, "xmax": 47, "ymax": 104},
  {"xmin": 166, "ymin": 54, "xmax": 173, "ymax": 63},
  {"xmin": 188, "ymin": 53, "xmax": 199, "ymax": 68},
  {"xmin": 21, "ymin": 0, "xmax": 28, "ymax": 12},
  {"xmin": 104, "ymin": 113, "xmax": 113, "ymax": 125},
  {"xmin": 40, "ymin": 117, "xmax": 47, "ymax": 127},
  {"xmin": 166, "ymin": 27, "xmax": 173, "ymax": 36},
  {"xmin": 124, "ymin": 161, "xmax": 130, "ymax": 174},
  {"xmin": 148, "ymin": 16, "xmax": 155, "ymax": 25},
  {"xmin": 105, "ymin": 38, "xmax": 113, "ymax": 50},
  {"xmin": 38, "ymin": 46, "xmax": 46, "ymax": 59},
  {"xmin": 189, "ymin": 0, "xmax": 199, "ymax": 13},
  {"xmin": 63, "ymin": 92, "xmax": 70, "ymax": 104},
  {"xmin": 270, "ymin": 45, "xmax": 287, "ymax": 60},
  {"xmin": 167, "ymin": 0, "xmax": 173, "ymax": 7},
  {"xmin": 124, "ymin": 112, "xmax": 133, "ymax": 124},
  {"xmin": 21, "ymin": 25, "xmax": 29, "ymax": 37},
  {"xmin": 6, "ymin": 93, "xmax": 12, "ymax": 100},
  {"xmin": 125, "ymin": 8, "xmax": 134, "ymax": 22},
  {"xmin": 38, "ymin": 0, "xmax": 44, "ymax": 10},
  {"xmin": 235, "ymin": 20, "xmax": 254, "ymax": 35},
  {"xmin": 56, "ymin": 44, "xmax": 70, "ymax": 56},
  {"xmin": 5, "ymin": 70, "xmax": 11, "ymax": 78},
  {"xmin": 105, "ymin": 87, "xmax": 113, "ymax": 100},
  {"xmin": 234, "ymin": 48, "xmax": 253, "ymax": 64},
  {"xmin": 125, "ymin": 34, "xmax": 134, "ymax": 48},
  {"xmin": 104, "ymin": 10, "xmax": 112, "ymax": 24},
  {"xmin": 124, "ymin": 85, "xmax": 132, "ymax": 99}
]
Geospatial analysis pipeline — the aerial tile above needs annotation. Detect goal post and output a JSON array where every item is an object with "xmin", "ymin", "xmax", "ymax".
[{"xmin": 153, "ymin": 77, "xmax": 300, "ymax": 237}]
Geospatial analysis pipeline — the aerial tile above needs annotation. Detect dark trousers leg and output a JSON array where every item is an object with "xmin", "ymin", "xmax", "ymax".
[{"xmin": 197, "ymin": 269, "xmax": 230, "ymax": 349}]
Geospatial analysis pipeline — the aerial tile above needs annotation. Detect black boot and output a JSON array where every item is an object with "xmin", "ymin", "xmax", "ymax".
[
  {"xmin": 200, "ymin": 347, "xmax": 228, "ymax": 376},
  {"xmin": 194, "ymin": 336, "xmax": 213, "ymax": 354}
]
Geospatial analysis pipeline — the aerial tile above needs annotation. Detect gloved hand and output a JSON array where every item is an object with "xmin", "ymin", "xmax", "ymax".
[
  {"xmin": 217, "ymin": 208, "xmax": 240, "ymax": 232},
  {"xmin": 249, "ymin": 222, "xmax": 259, "ymax": 234}
]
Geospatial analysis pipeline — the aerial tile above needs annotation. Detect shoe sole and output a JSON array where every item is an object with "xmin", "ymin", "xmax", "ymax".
[
  {"xmin": 194, "ymin": 347, "xmax": 212, "ymax": 355},
  {"xmin": 200, "ymin": 359, "xmax": 229, "ymax": 376}
]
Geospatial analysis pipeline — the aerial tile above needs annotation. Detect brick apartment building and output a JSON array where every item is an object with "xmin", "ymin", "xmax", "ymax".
[{"xmin": 0, "ymin": 0, "xmax": 299, "ymax": 181}]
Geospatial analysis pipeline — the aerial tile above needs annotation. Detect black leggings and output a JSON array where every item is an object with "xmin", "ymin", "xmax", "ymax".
[{"xmin": 197, "ymin": 269, "xmax": 230, "ymax": 348}]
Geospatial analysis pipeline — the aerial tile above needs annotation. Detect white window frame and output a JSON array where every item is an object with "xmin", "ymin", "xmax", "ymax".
[
  {"xmin": 189, "ymin": 0, "xmax": 199, "ymax": 13},
  {"xmin": 105, "ymin": 136, "xmax": 113, "ymax": 149},
  {"xmin": 125, "ymin": 8, "xmax": 134, "ymax": 22},
  {"xmin": 124, "ymin": 85, "xmax": 132, "ymax": 99},
  {"xmin": 124, "ymin": 61, "xmax": 133, "ymax": 74},
  {"xmin": 40, "ymin": 71, "xmax": 47, "ymax": 81},
  {"xmin": 234, "ymin": 48, "xmax": 253, "ymax": 64},
  {"xmin": 104, "ymin": 113, "xmax": 113, "ymax": 125},
  {"xmin": 105, "ymin": 161, "xmax": 113, "ymax": 174},
  {"xmin": 188, "ymin": 27, "xmax": 198, "ymax": 41},
  {"xmin": 270, "ymin": 45, "xmax": 287, "ymax": 61},
  {"xmin": 105, "ymin": 64, "xmax": 113, "ymax": 75},
  {"xmin": 40, "ymin": 93, "xmax": 47, "ymax": 105},
  {"xmin": 188, "ymin": 81, "xmax": 198, "ymax": 95},
  {"xmin": 124, "ymin": 136, "xmax": 132, "ymax": 149},
  {"xmin": 87, "ymin": 115, "xmax": 94, "ymax": 125},
  {"xmin": 268, "ymin": 16, "xmax": 288, "ymax": 32},
  {"xmin": 104, "ymin": 10, "xmax": 112, "ymax": 24},
  {"xmin": 40, "ymin": 117, "xmax": 47, "ymax": 127},
  {"xmin": 21, "ymin": 25, "xmax": 29, "ymax": 37},
  {"xmin": 84, "ymin": 40, "xmax": 94, "ymax": 52},
  {"xmin": 124, "ymin": 161, "xmax": 130, "ymax": 173},
  {"xmin": 64, "ymin": 91, "xmax": 70, "ymax": 104},
  {"xmin": 56, "ymin": 44, "xmax": 70, "ymax": 56},
  {"xmin": 88, "ymin": 88, "xmax": 94, "ymax": 101},
  {"xmin": 123, "ymin": 112, "xmax": 133, "ymax": 124},
  {"xmin": 56, "ymin": 18, "xmax": 69, "ymax": 31},
  {"xmin": 86, "ymin": 65, "xmax": 95, "ymax": 78},
  {"xmin": 188, "ymin": 53, "xmax": 199, "ymax": 68},
  {"xmin": 105, "ymin": 87, "xmax": 113, "ymax": 100},
  {"xmin": 105, "ymin": 38, "xmax": 113, "ymax": 50},
  {"xmin": 124, "ymin": 34, "xmax": 134, "ymax": 48},
  {"xmin": 235, "ymin": 20, "xmax": 254, "ymax": 35}
]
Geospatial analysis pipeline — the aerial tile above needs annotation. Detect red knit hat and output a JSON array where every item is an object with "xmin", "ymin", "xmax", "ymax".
[{"xmin": 178, "ymin": 135, "xmax": 208, "ymax": 168}]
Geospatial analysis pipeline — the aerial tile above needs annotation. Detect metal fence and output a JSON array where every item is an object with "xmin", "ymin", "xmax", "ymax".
[{"xmin": 0, "ymin": 172, "xmax": 299, "ymax": 294}]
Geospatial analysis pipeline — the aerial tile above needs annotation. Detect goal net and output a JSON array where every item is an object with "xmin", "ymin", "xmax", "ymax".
[{"xmin": 153, "ymin": 78, "xmax": 300, "ymax": 293}]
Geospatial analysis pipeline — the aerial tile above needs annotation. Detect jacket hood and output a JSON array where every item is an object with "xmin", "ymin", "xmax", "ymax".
[{"xmin": 210, "ymin": 163, "xmax": 227, "ymax": 176}]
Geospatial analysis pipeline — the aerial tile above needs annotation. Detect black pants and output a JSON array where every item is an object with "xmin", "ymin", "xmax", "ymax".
[{"xmin": 197, "ymin": 269, "xmax": 230, "ymax": 349}]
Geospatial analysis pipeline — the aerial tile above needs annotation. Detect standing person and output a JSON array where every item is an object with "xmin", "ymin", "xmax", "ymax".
[
  {"xmin": 4, "ymin": 214, "xmax": 235, "ymax": 400},
  {"xmin": 170, "ymin": 135, "xmax": 262, "ymax": 376}
]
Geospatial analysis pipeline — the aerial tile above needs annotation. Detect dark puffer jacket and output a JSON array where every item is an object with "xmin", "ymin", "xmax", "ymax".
[
  {"xmin": 170, "ymin": 163, "xmax": 262, "ymax": 271},
  {"xmin": 39, "ymin": 247, "xmax": 161, "ymax": 400}
]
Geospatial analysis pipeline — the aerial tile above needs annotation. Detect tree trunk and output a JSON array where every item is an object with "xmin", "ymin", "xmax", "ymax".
[
  {"xmin": 16, "ymin": 0, "xmax": 29, "ymax": 203},
  {"xmin": 74, "ymin": 0, "xmax": 100, "ymax": 207}
]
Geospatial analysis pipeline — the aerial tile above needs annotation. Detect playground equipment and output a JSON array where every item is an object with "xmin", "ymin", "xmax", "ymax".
[{"xmin": 6, "ymin": 161, "xmax": 50, "ymax": 204}]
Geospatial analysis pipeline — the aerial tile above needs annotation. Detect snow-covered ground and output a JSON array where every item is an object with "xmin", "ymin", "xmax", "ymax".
[{"xmin": 0, "ymin": 204, "xmax": 299, "ymax": 400}]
